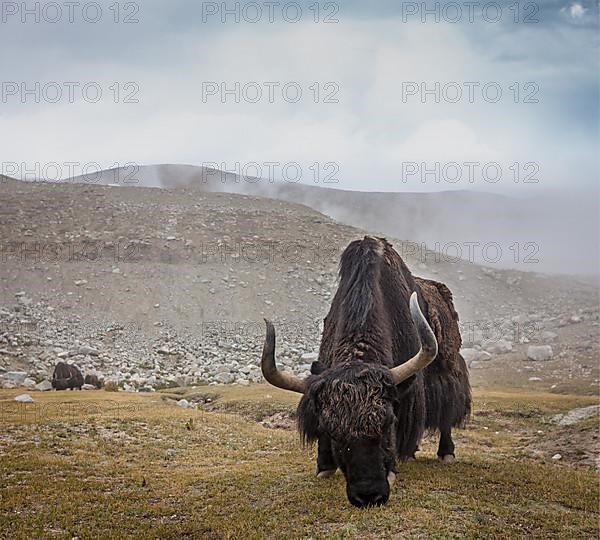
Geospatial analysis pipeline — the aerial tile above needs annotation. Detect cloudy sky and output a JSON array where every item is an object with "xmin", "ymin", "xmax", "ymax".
[{"xmin": 1, "ymin": 0, "xmax": 598, "ymax": 193}]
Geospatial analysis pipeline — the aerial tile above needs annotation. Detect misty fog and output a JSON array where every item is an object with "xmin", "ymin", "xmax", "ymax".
[{"xmin": 60, "ymin": 163, "xmax": 599, "ymax": 275}]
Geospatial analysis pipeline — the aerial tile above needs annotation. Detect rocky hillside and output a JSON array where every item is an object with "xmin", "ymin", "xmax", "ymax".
[
  {"xmin": 66, "ymin": 163, "xmax": 600, "ymax": 274},
  {"xmin": 0, "ymin": 178, "xmax": 598, "ymax": 393}
]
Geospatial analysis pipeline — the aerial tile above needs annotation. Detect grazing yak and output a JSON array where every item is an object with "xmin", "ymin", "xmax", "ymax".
[
  {"xmin": 52, "ymin": 362, "xmax": 84, "ymax": 391},
  {"xmin": 84, "ymin": 374, "xmax": 103, "ymax": 389},
  {"xmin": 261, "ymin": 236, "xmax": 471, "ymax": 507}
]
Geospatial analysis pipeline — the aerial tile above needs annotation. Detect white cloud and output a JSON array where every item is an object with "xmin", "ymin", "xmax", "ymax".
[{"xmin": 0, "ymin": 15, "xmax": 596, "ymax": 193}]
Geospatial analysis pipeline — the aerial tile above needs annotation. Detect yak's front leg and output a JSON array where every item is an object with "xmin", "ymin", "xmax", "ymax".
[{"xmin": 316, "ymin": 434, "xmax": 337, "ymax": 478}]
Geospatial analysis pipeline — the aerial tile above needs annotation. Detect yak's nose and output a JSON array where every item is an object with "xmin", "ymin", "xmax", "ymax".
[{"xmin": 348, "ymin": 486, "xmax": 389, "ymax": 507}]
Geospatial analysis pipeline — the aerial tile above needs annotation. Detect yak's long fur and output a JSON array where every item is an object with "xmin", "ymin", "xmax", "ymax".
[
  {"xmin": 416, "ymin": 277, "xmax": 471, "ymax": 432},
  {"xmin": 299, "ymin": 236, "xmax": 471, "ymax": 456}
]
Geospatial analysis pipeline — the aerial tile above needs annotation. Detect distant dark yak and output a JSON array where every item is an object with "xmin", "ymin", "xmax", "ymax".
[
  {"xmin": 261, "ymin": 236, "xmax": 471, "ymax": 507},
  {"xmin": 52, "ymin": 362, "xmax": 84, "ymax": 391},
  {"xmin": 84, "ymin": 374, "xmax": 102, "ymax": 389}
]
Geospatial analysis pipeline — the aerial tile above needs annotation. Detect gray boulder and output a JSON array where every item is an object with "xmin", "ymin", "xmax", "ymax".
[{"xmin": 1, "ymin": 371, "xmax": 28, "ymax": 388}]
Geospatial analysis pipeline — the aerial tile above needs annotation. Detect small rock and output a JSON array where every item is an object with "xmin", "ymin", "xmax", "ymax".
[
  {"xmin": 176, "ymin": 399, "xmax": 190, "ymax": 408},
  {"xmin": 468, "ymin": 361, "xmax": 485, "ymax": 369},
  {"xmin": 78, "ymin": 346, "xmax": 99, "ymax": 356},
  {"xmin": 14, "ymin": 394, "xmax": 34, "ymax": 403},
  {"xmin": 35, "ymin": 380, "xmax": 52, "ymax": 391},
  {"xmin": 551, "ymin": 453, "xmax": 562, "ymax": 460},
  {"xmin": 214, "ymin": 372, "xmax": 234, "ymax": 384},
  {"xmin": 461, "ymin": 348, "xmax": 492, "ymax": 364},
  {"xmin": 551, "ymin": 405, "xmax": 600, "ymax": 426},
  {"xmin": 82, "ymin": 384, "xmax": 97, "ymax": 390},
  {"xmin": 527, "ymin": 345, "xmax": 553, "ymax": 361},
  {"xmin": 482, "ymin": 339, "xmax": 513, "ymax": 354},
  {"xmin": 540, "ymin": 331, "xmax": 558, "ymax": 342},
  {"xmin": 511, "ymin": 315, "xmax": 529, "ymax": 325},
  {"xmin": 22, "ymin": 378, "xmax": 37, "ymax": 389}
]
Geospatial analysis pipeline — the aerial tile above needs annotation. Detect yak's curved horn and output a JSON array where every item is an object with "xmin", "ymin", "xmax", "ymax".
[
  {"xmin": 390, "ymin": 292, "xmax": 438, "ymax": 384},
  {"xmin": 261, "ymin": 319, "xmax": 306, "ymax": 394}
]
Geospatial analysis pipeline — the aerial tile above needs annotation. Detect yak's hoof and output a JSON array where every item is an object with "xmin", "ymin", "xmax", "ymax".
[
  {"xmin": 387, "ymin": 471, "xmax": 396, "ymax": 486},
  {"xmin": 400, "ymin": 455, "xmax": 416, "ymax": 463},
  {"xmin": 316, "ymin": 468, "xmax": 336, "ymax": 479},
  {"xmin": 438, "ymin": 454, "xmax": 456, "ymax": 463}
]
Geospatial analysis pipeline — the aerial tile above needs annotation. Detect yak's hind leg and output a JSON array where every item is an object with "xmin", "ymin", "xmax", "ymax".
[
  {"xmin": 437, "ymin": 428, "xmax": 456, "ymax": 463},
  {"xmin": 424, "ymin": 366, "xmax": 470, "ymax": 463},
  {"xmin": 316, "ymin": 434, "xmax": 337, "ymax": 478},
  {"xmin": 427, "ymin": 372, "xmax": 470, "ymax": 462},
  {"xmin": 415, "ymin": 278, "xmax": 471, "ymax": 463}
]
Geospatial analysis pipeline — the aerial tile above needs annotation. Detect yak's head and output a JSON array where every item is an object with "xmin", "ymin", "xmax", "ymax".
[
  {"xmin": 260, "ymin": 292, "xmax": 437, "ymax": 508},
  {"xmin": 52, "ymin": 377, "xmax": 70, "ymax": 390},
  {"xmin": 298, "ymin": 362, "xmax": 399, "ymax": 506}
]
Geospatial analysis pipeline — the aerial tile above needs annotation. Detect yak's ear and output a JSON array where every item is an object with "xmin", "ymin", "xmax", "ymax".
[{"xmin": 310, "ymin": 361, "xmax": 327, "ymax": 375}]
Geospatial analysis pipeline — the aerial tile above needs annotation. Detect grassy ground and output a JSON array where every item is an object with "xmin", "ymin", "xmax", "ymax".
[{"xmin": 0, "ymin": 386, "xmax": 598, "ymax": 539}]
